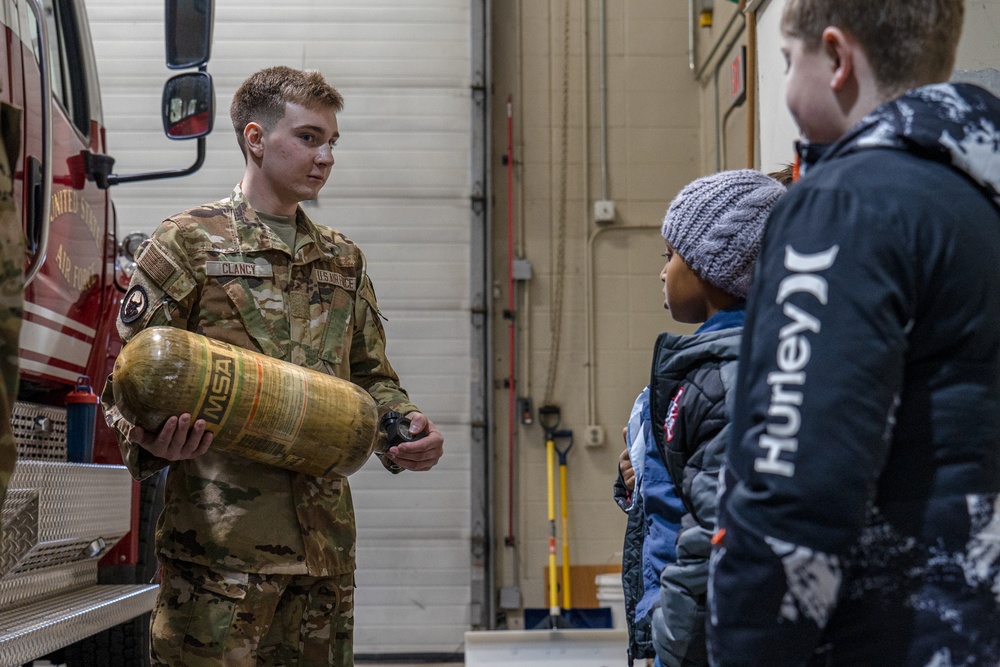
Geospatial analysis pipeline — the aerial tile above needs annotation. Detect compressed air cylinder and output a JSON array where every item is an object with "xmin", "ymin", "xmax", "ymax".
[{"xmin": 112, "ymin": 326, "xmax": 380, "ymax": 477}]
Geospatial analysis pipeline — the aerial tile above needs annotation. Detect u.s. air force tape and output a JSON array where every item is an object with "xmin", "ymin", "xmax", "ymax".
[
  {"xmin": 314, "ymin": 268, "xmax": 356, "ymax": 290},
  {"xmin": 120, "ymin": 285, "xmax": 148, "ymax": 324}
]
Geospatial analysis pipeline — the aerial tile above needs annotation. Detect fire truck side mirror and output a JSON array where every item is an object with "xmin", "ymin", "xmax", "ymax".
[
  {"xmin": 165, "ymin": 0, "xmax": 214, "ymax": 70},
  {"xmin": 162, "ymin": 72, "xmax": 214, "ymax": 140}
]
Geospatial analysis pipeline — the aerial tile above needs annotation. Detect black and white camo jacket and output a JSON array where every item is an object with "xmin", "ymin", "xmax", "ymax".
[{"xmin": 709, "ymin": 83, "xmax": 1000, "ymax": 667}]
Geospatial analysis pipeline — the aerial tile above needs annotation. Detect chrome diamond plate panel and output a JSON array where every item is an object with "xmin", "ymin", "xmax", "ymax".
[
  {"xmin": 0, "ymin": 489, "xmax": 38, "ymax": 578},
  {"xmin": 0, "ymin": 561, "xmax": 96, "ymax": 609},
  {"xmin": 12, "ymin": 402, "xmax": 68, "ymax": 461},
  {"xmin": 1, "ymin": 461, "xmax": 132, "ymax": 576},
  {"xmin": 0, "ymin": 584, "xmax": 158, "ymax": 667}
]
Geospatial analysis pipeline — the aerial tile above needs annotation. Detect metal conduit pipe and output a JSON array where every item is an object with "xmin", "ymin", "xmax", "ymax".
[
  {"xmin": 599, "ymin": 0, "xmax": 608, "ymax": 200},
  {"xmin": 583, "ymin": 0, "xmax": 590, "ymax": 221},
  {"xmin": 712, "ymin": 17, "xmax": 747, "ymax": 169},
  {"xmin": 745, "ymin": 3, "xmax": 758, "ymax": 168},
  {"xmin": 586, "ymin": 226, "xmax": 662, "ymax": 425},
  {"xmin": 582, "ymin": 0, "xmax": 593, "ymax": 421},
  {"xmin": 689, "ymin": 0, "xmax": 696, "ymax": 71},
  {"xmin": 585, "ymin": 0, "xmax": 608, "ymax": 426},
  {"xmin": 499, "ymin": 0, "xmax": 526, "ymax": 606},
  {"xmin": 516, "ymin": 0, "xmax": 530, "ymax": 407},
  {"xmin": 695, "ymin": 7, "xmax": 743, "ymax": 83}
]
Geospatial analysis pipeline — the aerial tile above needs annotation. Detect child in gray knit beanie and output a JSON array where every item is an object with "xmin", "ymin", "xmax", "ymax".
[
  {"xmin": 661, "ymin": 168, "xmax": 785, "ymax": 312},
  {"xmin": 616, "ymin": 168, "xmax": 785, "ymax": 667}
]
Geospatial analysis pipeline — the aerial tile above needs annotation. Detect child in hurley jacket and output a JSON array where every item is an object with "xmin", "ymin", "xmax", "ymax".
[
  {"xmin": 615, "ymin": 169, "xmax": 785, "ymax": 667},
  {"xmin": 710, "ymin": 2, "xmax": 1000, "ymax": 666}
]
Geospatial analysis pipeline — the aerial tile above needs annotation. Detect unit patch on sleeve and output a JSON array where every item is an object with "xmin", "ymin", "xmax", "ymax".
[
  {"xmin": 120, "ymin": 285, "xmax": 148, "ymax": 324},
  {"xmin": 314, "ymin": 268, "xmax": 356, "ymax": 291}
]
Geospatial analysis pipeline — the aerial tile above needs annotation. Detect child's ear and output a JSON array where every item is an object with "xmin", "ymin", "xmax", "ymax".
[{"xmin": 821, "ymin": 26, "xmax": 854, "ymax": 92}]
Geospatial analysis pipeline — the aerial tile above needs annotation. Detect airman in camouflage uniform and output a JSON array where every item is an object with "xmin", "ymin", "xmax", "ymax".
[
  {"xmin": 102, "ymin": 67, "xmax": 444, "ymax": 666},
  {"xmin": 0, "ymin": 102, "xmax": 23, "ymax": 516}
]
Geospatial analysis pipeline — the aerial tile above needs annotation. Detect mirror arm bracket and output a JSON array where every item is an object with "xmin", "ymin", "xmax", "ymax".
[
  {"xmin": 103, "ymin": 137, "xmax": 206, "ymax": 188},
  {"xmin": 79, "ymin": 150, "xmax": 116, "ymax": 189}
]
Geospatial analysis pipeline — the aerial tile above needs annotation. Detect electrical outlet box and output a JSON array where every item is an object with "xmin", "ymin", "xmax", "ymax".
[
  {"xmin": 584, "ymin": 424, "xmax": 605, "ymax": 447},
  {"xmin": 594, "ymin": 199, "xmax": 616, "ymax": 223},
  {"xmin": 512, "ymin": 258, "xmax": 533, "ymax": 281},
  {"xmin": 499, "ymin": 586, "xmax": 522, "ymax": 610}
]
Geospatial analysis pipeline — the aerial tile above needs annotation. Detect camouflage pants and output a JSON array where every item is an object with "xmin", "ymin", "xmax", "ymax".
[{"xmin": 151, "ymin": 558, "xmax": 355, "ymax": 667}]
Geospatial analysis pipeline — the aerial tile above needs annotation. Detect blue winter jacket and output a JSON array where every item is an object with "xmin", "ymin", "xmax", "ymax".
[{"xmin": 615, "ymin": 386, "xmax": 685, "ymax": 664}]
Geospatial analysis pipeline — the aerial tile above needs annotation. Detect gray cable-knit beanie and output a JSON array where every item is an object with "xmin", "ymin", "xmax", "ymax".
[{"xmin": 661, "ymin": 169, "xmax": 785, "ymax": 299}]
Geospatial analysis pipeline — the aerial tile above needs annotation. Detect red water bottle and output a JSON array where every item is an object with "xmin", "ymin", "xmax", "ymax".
[{"xmin": 66, "ymin": 375, "xmax": 99, "ymax": 462}]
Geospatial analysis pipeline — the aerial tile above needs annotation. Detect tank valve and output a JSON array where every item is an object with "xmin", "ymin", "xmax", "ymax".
[{"xmin": 377, "ymin": 411, "xmax": 425, "ymax": 474}]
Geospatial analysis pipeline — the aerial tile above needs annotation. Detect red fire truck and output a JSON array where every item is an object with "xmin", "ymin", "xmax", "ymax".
[{"xmin": 0, "ymin": 0, "xmax": 214, "ymax": 664}]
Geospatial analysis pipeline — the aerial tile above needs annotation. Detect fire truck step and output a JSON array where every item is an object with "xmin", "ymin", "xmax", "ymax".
[{"xmin": 0, "ymin": 583, "xmax": 157, "ymax": 667}]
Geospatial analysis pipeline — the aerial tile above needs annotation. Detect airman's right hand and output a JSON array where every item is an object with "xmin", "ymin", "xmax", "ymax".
[{"xmin": 129, "ymin": 413, "xmax": 213, "ymax": 461}]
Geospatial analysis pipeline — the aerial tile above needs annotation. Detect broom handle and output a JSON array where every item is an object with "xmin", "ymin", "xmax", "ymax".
[
  {"xmin": 560, "ymin": 460, "xmax": 571, "ymax": 609},
  {"xmin": 546, "ymin": 436, "xmax": 560, "ymax": 614}
]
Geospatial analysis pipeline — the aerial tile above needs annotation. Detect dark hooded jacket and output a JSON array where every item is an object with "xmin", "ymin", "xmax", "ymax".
[
  {"xmin": 708, "ymin": 83, "xmax": 1000, "ymax": 667},
  {"xmin": 616, "ymin": 309, "xmax": 743, "ymax": 666},
  {"xmin": 649, "ymin": 319, "xmax": 742, "ymax": 667}
]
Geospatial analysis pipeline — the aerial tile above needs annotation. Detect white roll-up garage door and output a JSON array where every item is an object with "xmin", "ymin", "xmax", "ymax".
[{"xmin": 85, "ymin": 0, "xmax": 484, "ymax": 655}]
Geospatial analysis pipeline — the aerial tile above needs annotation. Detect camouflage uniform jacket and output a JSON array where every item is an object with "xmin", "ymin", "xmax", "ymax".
[{"xmin": 103, "ymin": 184, "xmax": 418, "ymax": 576}]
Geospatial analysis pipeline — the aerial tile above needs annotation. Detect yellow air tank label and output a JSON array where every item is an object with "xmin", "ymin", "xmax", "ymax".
[{"xmin": 236, "ymin": 357, "xmax": 308, "ymax": 452}]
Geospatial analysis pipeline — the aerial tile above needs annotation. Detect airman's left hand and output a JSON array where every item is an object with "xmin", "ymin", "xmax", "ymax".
[{"xmin": 385, "ymin": 412, "xmax": 444, "ymax": 471}]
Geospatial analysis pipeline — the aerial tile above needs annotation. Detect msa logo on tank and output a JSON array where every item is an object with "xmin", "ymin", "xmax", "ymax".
[
  {"xmin": 51, "ymin": 189, "xmax": 101, "ymax": 292},
  {"xmin": 196, "ymin": 339, "xmax": 240, "ymax": 428}
]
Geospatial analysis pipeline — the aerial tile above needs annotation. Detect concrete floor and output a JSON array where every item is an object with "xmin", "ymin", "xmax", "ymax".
[
  {"xmin": 29, "ymin": 629, "xmax": 627, "ymax": 666},
  {"xmin": 32, "ymin": 662, "xmax": 460, "ymax": 666}
]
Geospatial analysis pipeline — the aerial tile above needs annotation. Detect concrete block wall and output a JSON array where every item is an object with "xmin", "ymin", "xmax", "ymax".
[
  {"xmin": 489, "ymin": 0, "xmax": 703, "ymax": 616},
  {"xmin": 490, "ymin": 0, "xmax": 1000, "ymax": 622}
]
